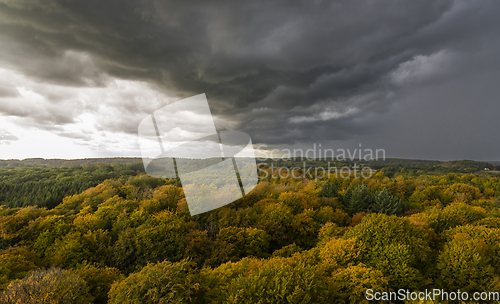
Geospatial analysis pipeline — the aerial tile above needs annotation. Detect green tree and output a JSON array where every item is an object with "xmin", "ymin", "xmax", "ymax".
[
  {"xmin": 108, "ymin": 259, "xmax": 199, "ymax": 304},
  {"xmin": 372, "ymin": 188, "xmax": 402, "ymax": 215},
  {"xmin": 436, "ymin": 225, "xmax": 500, "ymax": 291},
  {"xmin": 183, "ymin": 230, "xmax": 213, "ymax": 267},
  {"xmin": 134, "ymin": 210, "xmax": 188, "ymax": 267},
  {"xmin": 72, "ymin": 263, "xmax": 123, "ymax": 304},
  {"xmin": 224, "ymin": 257, "xmax": 323, "ymax": 304},
  {"xmin": 327, "ymin": 264, "xmax": 388, "ymax": 304},
  {"xmin": 437, "ymin": 233, "xmax": 495, "ymax": 291},
  {"xmin": 0, "ymin": 268, "xmax": 91, "ymax": 304},
  {"xmin": 343, "ymin": 214, "xmax": 432, "ymax": 289},
  {"xmin": 0, "ymin": 247, "xmax": 38, "ymax": 290},
  {"xmin": 291, "ymin": 212, "xmax": 320, "ymax": 248},
  {"xmin": 409, "ymin": 203, "xmax": 487, "ymax": 233},
  {"xmin": 346, "ymin": 184, "xmax": 373, "ymax": 215},
  {"xmin": 315, "ymin": 206, "xmax": 350, "ymax": 226},
  {"xmin": 319, "ymin": 238, "xmax": 364, "ymax": 271},
  {"xmin": 342, "ymin": 187, "xmax": 353, "ymax": 206},
  {"xmin": 207, "ymin": 227, "xmax": 269, "ymax": 266},
  {"xmin": 318, "ymin": 181, "xmax": 341, "ymax": 200},
  {"xmin": 256, "ymin": 202, "xmax": 294, "ymax": 251}
]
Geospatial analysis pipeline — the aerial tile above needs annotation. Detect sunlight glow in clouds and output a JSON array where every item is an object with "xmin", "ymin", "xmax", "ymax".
[{"xmin": 0, "ymin": 66, "xmax": 176, "ymax": 159}]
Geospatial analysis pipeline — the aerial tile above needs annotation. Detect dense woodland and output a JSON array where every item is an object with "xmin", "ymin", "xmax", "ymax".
[
  {"xmin": 0, "ymin": 164, "xmax": 144, "ymax": 209},
  {"xmin": 1, "ymin": 160, "xmax": 500, "ymax": 303}
]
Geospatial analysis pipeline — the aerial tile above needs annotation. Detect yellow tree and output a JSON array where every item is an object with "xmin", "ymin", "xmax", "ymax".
[{"xmin": 343, "ymin": 214, "xmax": 432, "ymax": 289}]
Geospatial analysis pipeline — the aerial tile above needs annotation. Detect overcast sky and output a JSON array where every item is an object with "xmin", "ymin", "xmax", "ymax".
[{"xmin": 0, "ymin": 0, "xmax": 499, "ymax": 160}]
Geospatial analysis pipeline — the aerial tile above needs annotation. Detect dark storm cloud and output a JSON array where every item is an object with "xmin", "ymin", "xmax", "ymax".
[{"xmin": 0, "ymin": 0, "xmax": 499, "ymax": 158}]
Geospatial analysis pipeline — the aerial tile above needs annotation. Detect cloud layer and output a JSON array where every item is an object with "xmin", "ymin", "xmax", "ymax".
[{"xmin": 0, "ymin": 0, "xmax": 499, "ymax": 159}]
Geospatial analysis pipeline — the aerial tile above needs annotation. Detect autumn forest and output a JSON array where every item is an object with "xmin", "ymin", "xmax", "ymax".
[{"xmin": 1, "ymin": 160, "xmax": 500, "ymax": 303}]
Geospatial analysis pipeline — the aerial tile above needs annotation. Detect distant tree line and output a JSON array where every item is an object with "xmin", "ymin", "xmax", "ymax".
[{"xmin": 0, "ymin": 163, "xmax": 144, "ymax": 209}]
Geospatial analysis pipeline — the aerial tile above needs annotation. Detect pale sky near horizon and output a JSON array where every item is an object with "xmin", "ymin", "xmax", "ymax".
[{"xmin": 1, "ymin": 0, "xmax": 500, "ymax": 161}]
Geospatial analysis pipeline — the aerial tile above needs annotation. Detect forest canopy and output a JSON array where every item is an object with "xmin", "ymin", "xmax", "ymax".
[{"xmin": 0, "ymin": 160, "xmax": 500, "ymax": 303}]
